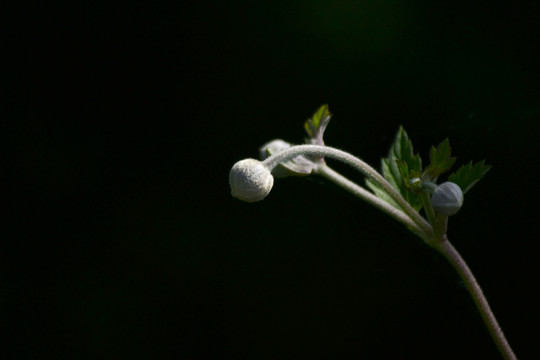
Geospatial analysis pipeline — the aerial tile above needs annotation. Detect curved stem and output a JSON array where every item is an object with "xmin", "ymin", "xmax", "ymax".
[
  {"xmin": 262, "ymin": 144, "xmax": 432, "ymax": 237},
  {"xmin": 435, "ymin": 239, "xmax": 517, "ymax": 360},
  {"xmin": 315, "ymin": 165, "xmax": 425, "ymax": 239}
]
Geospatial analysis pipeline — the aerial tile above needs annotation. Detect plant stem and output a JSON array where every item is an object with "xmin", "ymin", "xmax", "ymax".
[
  {"xmin": 315, "ymin": 164, "xmax": 425, "ymax": 239},
  {"xmin": 262, "ymin": 144, "xmax": 433, "ymax": 237},
  {"xmin": 435, "ymin": 239, "xmax": 517, "ymax": 360},
  {"xmin": 420, "ymin": 191, "xmax": 437, "ymax": 225}
]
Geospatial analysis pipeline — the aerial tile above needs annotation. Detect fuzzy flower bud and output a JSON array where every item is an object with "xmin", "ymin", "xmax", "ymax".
[
  {"xmin": 431, "ymin": 182, "xmax": 464, "ymax": 216},
  {"xmin": 229, "ymin": 159, "xmax": 274, "ymax": 202}
]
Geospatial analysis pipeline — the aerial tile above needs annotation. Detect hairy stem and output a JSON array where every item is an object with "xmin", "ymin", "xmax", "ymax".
[
  {"xmin": 435, "ymin": 239, "xmax": 517, "ymax": 360},
  {"xmin": 262, "ymin": 144, "xmax": 432, "ymax": 237},
  {"xmin": 315, "ymin": 165, "xmax": 425, "ymax": 239},
  {"xmin": 420, "ymin": 191, "xmax": 436, "ymax": 225}
]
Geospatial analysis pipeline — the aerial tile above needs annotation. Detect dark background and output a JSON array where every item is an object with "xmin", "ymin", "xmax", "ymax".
[{"xmin": 4, "ymin": 1, "xmax": 540, "ymax": 359}]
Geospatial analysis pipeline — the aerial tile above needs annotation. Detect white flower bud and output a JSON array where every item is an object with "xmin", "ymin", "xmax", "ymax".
[
  {"xmin": 431, "ymin": 182, "xmax": 464, "ymax": 216},
  {"xmin": 229, "ymin": 159, "xmax": 274, "ymax": 202}
]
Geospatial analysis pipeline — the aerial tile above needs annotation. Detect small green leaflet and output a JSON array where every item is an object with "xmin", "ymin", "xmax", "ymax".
[
  {"xmin": 448, "ymin": 160, "xmax": 491, "ymax": 194},
  {"xmin": 366, "ymin": 176, "xmax": 404, "ymax": 211},
  {"xmin": 390, "ymin": 127, "xmax": 422, "ymax": 176},
  {"xmin": 304, "ymin": 104, "xmax": 332, "ymax": 145},
  {"xmin": 423, "ymin": 138, "xmax": 456, "ymax": 180},
  {"xmin": 366, "ymin": 126, "xmax": 423, "ymax": 211}
]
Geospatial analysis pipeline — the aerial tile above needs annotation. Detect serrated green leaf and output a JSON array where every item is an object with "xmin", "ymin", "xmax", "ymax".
[
  {"xmin": 390, "ymin": 126, "xmax": 422, "ymax": 175},
  {"xmin": 396, "ymin": 159, "xmax": 422, "ymax": 192},
  {"xmin": 304, "ymin": 104, "xmax": 332, "ymax": 145},
  {"xmin": 381, "ymin": 158, "xmax": 400, "ymax": 190},
  {"xmin": 424, "ymin": 138, "xmax": 456, "ymax": 179},
  {"xmin": 365, "ymin": 179, "xmax": 403, "ymax": 211},
  {"xmin": 388, "ymin": 127, "xmax": 423, "ymax": 209},
  {"xmin": 448, "ymin": 160, "xmax": 491, "ymax": 194},
  {"xmin": 396, "ymin": 159, "xmax": 410, "ymax": 184},
  {"xmin": 366, "ymin": 126, "xmax": 423, "ymax": 211}
]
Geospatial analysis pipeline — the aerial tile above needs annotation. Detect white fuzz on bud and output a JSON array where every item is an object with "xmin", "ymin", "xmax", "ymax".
[
  {"xmin": 229, "ymin": 159, "xmax": 274, "ymax": 202},
  {"xmin": 431, "ymin": 182, "xmax": 464, "ymax": 216}
]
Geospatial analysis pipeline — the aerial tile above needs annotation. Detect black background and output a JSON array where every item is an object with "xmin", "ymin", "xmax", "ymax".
[{"xmin": 4, "ymin": 1, "xmax": 540, "ymax": 359}]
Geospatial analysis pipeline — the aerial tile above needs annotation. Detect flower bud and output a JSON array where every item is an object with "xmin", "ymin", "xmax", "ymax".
[
  {"xmin": 229, "ymin": 159, "xmax": 274, "ymax": 202},
  {"xmin": 431, "ymin": 182, "xmax": 464, "ymax": 216}
]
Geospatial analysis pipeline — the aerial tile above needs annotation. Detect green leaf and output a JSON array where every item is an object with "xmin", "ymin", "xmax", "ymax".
[
  {"xmin": 423, "ymin": 138, "xmax": 456, "ymax": 180},
  {"xmin": 366, "ymin": 126, "xmax": 423, "ymax": 211},
  {"xmin": 304, "ymin": 104, "xmax": 332, "ymax": 145},
  {"xmin": 448, "ymin": 160, "xmax": 491, "ymax": 194},
  {"xmin": 380, "ymin": 158, "xmax": 399, "ymax": 190},
  {"xmin": 388, "ymin": 127, "xmax": 423, "ymax": 210},
  {"xmin": 390, "ymin": 127, "xmax": 422, "ymax": 174},
  {"xmin": 365, "ymin": 179, "xmax": 404, "ymax": 211}
]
